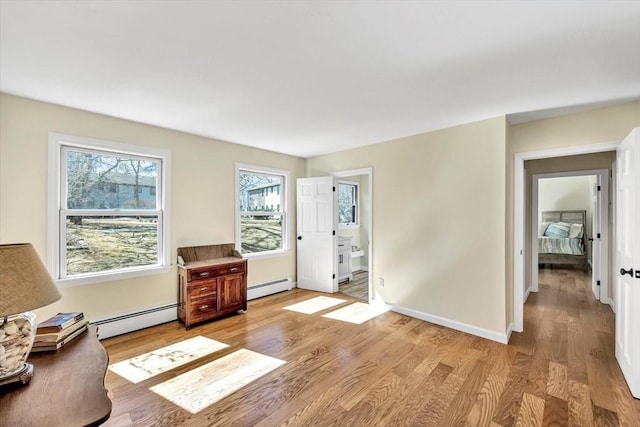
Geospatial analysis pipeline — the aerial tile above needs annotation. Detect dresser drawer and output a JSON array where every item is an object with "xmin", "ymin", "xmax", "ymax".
[
  {"xmin": 189, "ymin": 263, "xmax": 245, "ymax": 281},
  {"xmin": 188, "ymin": 281, "xmax": 216, "ymax": 298},
  {"xmin": 189, "ymin": 297, "xmax": 217, "ymax": 319}
]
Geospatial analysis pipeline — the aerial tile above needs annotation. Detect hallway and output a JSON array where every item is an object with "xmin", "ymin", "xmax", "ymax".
[{"xmin": 508, "ymin": 267, "xmax": 640, "ymax": 425}]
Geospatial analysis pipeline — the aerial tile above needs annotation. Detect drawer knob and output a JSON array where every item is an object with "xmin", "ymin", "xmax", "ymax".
[
  {"xmin": 199, "ymin": 304, "xmax": 210, "ymax": 310},
  {"xmin": 199, "ymin": 272, "xmax": 210, "ymax": 277},
  {"xmin": 230, "ymin": 268, "xmax": 239, "ymax": 272},
  {"xmin": 200, "ymin": 287, "xmax": 208, "ymax": 292}
]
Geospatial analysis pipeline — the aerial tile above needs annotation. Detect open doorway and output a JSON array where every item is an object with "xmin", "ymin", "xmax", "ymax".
[
  {"xmin": 532, "ymin": 171, "xmax": 609, "ymax": 305},
  {"xmin": 333, "ymin": 168, "xmax": 373, "ymax": 303}
]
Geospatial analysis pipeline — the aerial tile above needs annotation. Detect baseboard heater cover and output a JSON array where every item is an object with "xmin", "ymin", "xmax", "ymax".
[
  {"xmin": 247, "ymin": 278, "xmax": 292, "ymax": 300},
  {"xmin": 92, "ymin": 303, "xmax": 177, "ymax": 340}
]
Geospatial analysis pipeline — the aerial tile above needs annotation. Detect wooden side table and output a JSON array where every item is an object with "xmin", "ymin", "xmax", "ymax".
[{"xmin": 0, "ymin": 325, "xmax": 112, "ymax": 427}]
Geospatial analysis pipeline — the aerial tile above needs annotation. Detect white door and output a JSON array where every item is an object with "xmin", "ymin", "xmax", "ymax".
[
  {"xmin": 592, "ymin": 181, "xmax": 601, "ymax": 300},
  {"xmin": 297, "ymin": 176, "xmax": 337, "ymax": 293},
  {"xmin": 615, "ymin": 128, "xmax": 640, "ymax": 398}
]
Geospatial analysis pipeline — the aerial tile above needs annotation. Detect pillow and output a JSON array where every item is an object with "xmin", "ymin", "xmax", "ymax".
[
  {"xmin": 538, "ymin": 222, "xmax": 551, "ymax": 237},
  {"xmin": 544, "ymin": 222, "xmax": 571, "ymax": 238},
  {"xmin": 569, "ymin": 223, "xmax": 584, "ymax": 238}
]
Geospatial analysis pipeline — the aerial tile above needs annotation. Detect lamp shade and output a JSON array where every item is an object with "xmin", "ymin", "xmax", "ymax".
[{"xmin": 0, "ymin": 243, "xmax": 62, "ymax": 316}]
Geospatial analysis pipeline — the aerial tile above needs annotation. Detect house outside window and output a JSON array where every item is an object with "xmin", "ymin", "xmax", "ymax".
[
  {"xmin": 338, "ymin": 181, "xmax": 359, "ymax": 227},
  {"xmin": 48, "ymin": 133, "xmax": 171, "ymax": 286},
  {"xmin": 236, "ymin": 164, "xmax": 289, "ymax": 256}
]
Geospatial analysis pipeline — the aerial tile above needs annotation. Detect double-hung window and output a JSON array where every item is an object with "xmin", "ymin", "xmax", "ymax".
[
  {"xmin": 49, "ymin": 133, "xmax": 171, "ymax": 286},
  {"xmin": 338, "ymin": 181, "xmax": 359, "ymax": 227},
  {"xmin": 236, "ymin": 164, "xmax": 288, "ymax": 257}
]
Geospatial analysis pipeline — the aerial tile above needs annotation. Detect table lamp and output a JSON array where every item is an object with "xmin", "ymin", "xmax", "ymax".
[{"xmin": 0, "ymin": 243, "xmax": 62, "ymax": 386}]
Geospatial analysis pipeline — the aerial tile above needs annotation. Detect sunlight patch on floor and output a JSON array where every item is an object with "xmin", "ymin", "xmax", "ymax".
[
  {"xmin": 150, "ymin": 349, "xmax": 286, "ymax": 414},
  {"xmin": 108, "ymin": 336, "xmax": 229, "ymax": 384},
  {"xmin": 283, "ymin": 296, "xmax": 347, "ymax": 314},
  {"xmin": 322, "ymin": 302, "xmax": 389, "ymax": 324}
]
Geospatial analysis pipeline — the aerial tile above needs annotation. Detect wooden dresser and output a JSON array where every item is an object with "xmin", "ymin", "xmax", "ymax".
[{"xmin": 177, "ymin": 244, "xmax": 248, "ymax": 329}]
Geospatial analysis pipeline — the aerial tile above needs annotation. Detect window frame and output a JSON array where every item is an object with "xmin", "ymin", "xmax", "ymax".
[
  {"xmin": 235, "ymin": 163, "xmax": 289, "ymax": 259},
  {"xmin": 338, "ymin": 180, "xmax": 360, "ymax": 228},
  {"xmin": 48, "ymin": 133, "xmax": 172, "ymax": 287}
]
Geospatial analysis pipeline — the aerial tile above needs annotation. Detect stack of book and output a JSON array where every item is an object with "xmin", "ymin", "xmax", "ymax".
[{"xmin": 32, "ymin": 312, "xmax": 89, "ymax": 352}]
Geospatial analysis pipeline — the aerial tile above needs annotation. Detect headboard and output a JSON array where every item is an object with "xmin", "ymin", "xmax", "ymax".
[{"xmin": 541, "ymin": 210, "xmax": 586, "ymax": 225}]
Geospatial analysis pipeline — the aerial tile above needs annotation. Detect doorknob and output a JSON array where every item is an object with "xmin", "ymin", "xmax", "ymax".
[
  {"xmin": 620, "ymin": 268, "xmax": 634, "ymax": 277},
  {"xmin": 297, "ymin": 236, "xmax": 302, "ymax": 240}
]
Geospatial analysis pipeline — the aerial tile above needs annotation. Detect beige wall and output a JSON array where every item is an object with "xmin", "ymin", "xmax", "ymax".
[
  {"xmin": 0, "ymin": 94, "xmax": 305, "ymax": 322},
  {"xmin": 308, "ymin": 117, "xmax": 508, "ymax": 335},
  {"xmin": 506, "ymin": 101, "xmax": 640, "ymax": 325},
  {"xmin": 2, "ymin": 92, "xmax": 636, "ymax": 339}
]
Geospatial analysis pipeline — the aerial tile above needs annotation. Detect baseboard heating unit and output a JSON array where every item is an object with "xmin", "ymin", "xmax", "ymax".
[
  {"xmin": 92, "ymin": 303, "xmax": 177, "ymax": 340},
  {"xmin": 247, "ymin": 278, "xmax": 292, "ymax": 300}
]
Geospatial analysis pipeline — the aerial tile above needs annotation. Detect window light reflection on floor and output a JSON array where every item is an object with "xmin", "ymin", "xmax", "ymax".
[{"xmin": 108, "ymin": 336, "xmax": 229, "ymax": 384}]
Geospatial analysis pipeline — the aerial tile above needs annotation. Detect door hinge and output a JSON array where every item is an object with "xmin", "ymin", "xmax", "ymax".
[
  {"xmin": 333, "ymin": 274, "xmax": 335, "ymax": 279},
  {"xmin": 597, "ymin": 233, "xmax": 601, "ymax": 239},
  {"xmin": 333, "ymin": 230, "xmax": 336, "ymax": 235},
  {"xmin": 597, "ymin": 185, "xmax": 601, "ymax": 191},
  {"xmin": 597, "ymin": 280, "xmax": 601, "ymax": 287},
  {"xmin": 333, "ymin": 186, "xmax": 336, "ymax": 192}
]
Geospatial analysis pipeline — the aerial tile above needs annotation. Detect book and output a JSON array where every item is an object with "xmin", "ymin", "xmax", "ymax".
[
  {"xmin": 36, "ymin": 312, "xmax": 84, "ymax": 333},
  {"xmin": 34, "ymin": 319, "xmax": 89, "ymax": 344},
  {"xmin": 30, "ymin": 324, "xmax": 89, "ymax": 352}
]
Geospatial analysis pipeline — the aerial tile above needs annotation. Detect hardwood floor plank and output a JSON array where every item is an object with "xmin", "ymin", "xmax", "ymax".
[
  {"xmin": 439, "ymin": 359, "xmax": 492, "ymax": 426},
  {"xmin": 408, "ymin": 372, "xmax": 466, "ymax": 427},
  {"xmin": 546, "ymin": 361, "xmax": 569, "ymax": 401},
  {"xmin": 492, "ymin": 352, "xmax": 533, "ymax": 427},
  {"xmin": 464, "ymin": 373, "xmax": 508, "ymax": 427},
  {"xmin": 542, "ymin": 395, "xmax": 569, "ymax": 427},
  {"xmin": 568, "ymin": 380, "xmax": 593, "ymax": 427},
  {"xmin": 514, "ymin": 392, "xmax": 545, "ymax": 427},
  {"xmin": 592, "ymin": 403, "xmax": 620, "ymax": 427}
]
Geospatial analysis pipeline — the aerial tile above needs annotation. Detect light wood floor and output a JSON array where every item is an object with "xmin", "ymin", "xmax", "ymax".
[
  {"xmin": 101, "ymin": 268, "xmax": 640, "ymax": 426},
  {"xmin": 338, "ymin": 270, "xmax": 368, "ymax": 301}
]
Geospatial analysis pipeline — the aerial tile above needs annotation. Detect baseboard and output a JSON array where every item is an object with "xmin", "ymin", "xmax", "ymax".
[
  {"xmin": 386, "ymin": 304, "xmax": 510, "ymax": 344},
  {"xmin": 506, "ymin": 322, "xmax": 514, "ymax": 343},
  {"xmin": 524, "ymin": 286, "xmax": 532, "ymax": 303},
  {"xmin": 609, "ymin": 298, "xmax": 616, "ymax": 313},
  {"xmin": 247, "ymin": 278, "xmax": 292, "ymax": 300},
  {"xmin": 92, "ymin": 303, "xmax": 177, "ymax": 340}
]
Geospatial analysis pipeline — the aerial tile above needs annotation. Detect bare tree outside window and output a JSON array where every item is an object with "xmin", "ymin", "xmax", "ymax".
[
  {"xmin": 63, "ymin": 148, "xmax": 162, "ymax": 276},
  {"xmin": 238, "ymin": 169, "xmax": 286, "ymax": 254}
]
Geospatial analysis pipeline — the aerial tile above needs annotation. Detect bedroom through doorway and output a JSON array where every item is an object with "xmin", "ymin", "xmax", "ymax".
[{"xmin": 530, "ymin": 165, "xmax": 612, "ymax": 307}]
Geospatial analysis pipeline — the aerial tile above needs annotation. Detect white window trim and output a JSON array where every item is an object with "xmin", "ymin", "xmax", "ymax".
[
  {"xmin": 48, "ymin": 133, "xmax": 172, "ymax": 288},
  {"xmin": 338, "ymin": 179, "xmax": 360, "ymax": 228},
  {"xmin": 235, "ymin": 163, "xmax": 290, "ymax": 259}
]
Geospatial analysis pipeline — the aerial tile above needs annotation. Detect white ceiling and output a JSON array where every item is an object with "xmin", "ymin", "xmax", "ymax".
[{"xmin": 1, "ymin": 1, "xmax": 639, "ymax": 158}]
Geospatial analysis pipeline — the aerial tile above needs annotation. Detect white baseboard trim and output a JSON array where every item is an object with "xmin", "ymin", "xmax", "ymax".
[
  {"xmin": 506, "ymin": 322, "xmax": 514, "ymax": 343},
  {"xmin": 247, "ymin": 278, "xmax": 292, "ymax": 300},
  {"xmin": 386, "ymin": 303, "xmax": 510, "ymax": 344},
  {"xmin": 524, "ymin": 286, "xmax": 532, "ymax": 303},
  {"xmin": 92, "ymin": 303, "xmax": 177, "ymax": 340},
  {"xmin": 609, "ymin": 297, "xmax": 616, "ymax": 313}
]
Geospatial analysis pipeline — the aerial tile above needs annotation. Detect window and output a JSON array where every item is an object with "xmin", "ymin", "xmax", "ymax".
[
  {"xmin": 236, "ymin": 164, "xmax": 288, "ymax": 256},
  {"xmin": 338, "ymin": 181, "xmax": 359, "ymax": 227},
  {"xmin": 49, "ymin": 133, "xmax": 171, "ymax": 286}
]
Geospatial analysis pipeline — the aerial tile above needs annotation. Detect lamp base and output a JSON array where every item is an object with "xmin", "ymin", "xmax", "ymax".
[{"xmin": 0, "ymin": 363, "xmax": 33, "ymax": 388}]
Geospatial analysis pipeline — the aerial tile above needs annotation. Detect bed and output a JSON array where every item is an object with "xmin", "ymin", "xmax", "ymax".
[{"xmin": 538, "ymin": 210, "xmax": 588, "ymax": 270}]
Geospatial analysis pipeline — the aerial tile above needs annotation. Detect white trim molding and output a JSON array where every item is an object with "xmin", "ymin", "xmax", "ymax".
[
  {"xmin": 513, "ymin": 140, "xmax": 619, "ymax": 332},
  {"xmin": 386, "ymin": 303, "xmax": 510, "ymax": 344}
]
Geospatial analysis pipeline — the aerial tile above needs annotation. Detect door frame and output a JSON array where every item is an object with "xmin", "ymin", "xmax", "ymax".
[
  {"xmin": 531, "ymin": 169, "xmax": 609, "ymax": 301},
  {"xmin": 513, "ymin": 141, "xmax": 619, "ymax": 332},
  {"xmin": 333, "ymin": 167, "xmax": 374, "ymax": 303}
]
